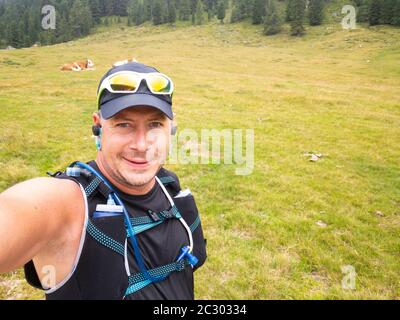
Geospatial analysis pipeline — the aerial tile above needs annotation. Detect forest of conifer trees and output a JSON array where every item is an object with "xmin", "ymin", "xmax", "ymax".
[{"xmin": 0, "ymin": 0, "xmax": 399, "ymax": 49}]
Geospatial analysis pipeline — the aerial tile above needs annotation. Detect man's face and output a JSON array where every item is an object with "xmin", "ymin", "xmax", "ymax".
[{"xmin": 94, "ymin": 106, "xmax": 170, "ymax": 190}]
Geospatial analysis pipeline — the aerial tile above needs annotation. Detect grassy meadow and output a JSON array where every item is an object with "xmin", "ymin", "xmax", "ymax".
[{"xmin": 0, "ymin": 18, "xmax": 399, "ymax": 299}]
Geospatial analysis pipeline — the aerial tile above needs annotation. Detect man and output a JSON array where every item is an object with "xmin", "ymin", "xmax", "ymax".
[{"xmin": 0, "ymin": 62, "xmax": 207, "ymax": 300}]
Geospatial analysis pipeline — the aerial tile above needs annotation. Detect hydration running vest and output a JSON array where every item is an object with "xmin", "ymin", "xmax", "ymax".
[{"xmin": 24, "ymin": 160, "xmax": 207, "ymax": 300}]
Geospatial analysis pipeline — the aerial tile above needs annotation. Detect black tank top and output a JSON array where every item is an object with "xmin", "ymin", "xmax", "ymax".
[{"xmin": 24, "ymin": 161, "xmax": 207, "ymax": 300}]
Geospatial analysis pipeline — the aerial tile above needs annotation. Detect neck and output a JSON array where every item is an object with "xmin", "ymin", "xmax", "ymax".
[{"xmin": 95, "ymin": 156, "xmax": 155, "ymax": 196}]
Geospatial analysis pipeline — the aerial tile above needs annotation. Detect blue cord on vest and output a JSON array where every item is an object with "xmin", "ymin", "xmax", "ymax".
[{"xmin": 74, "ymin": 162, "xmax": 166, "ymax": 284}]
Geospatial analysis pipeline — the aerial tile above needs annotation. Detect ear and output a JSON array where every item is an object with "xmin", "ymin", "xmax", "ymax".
[{"xmin": 93, "ymin": 111, "xmax": 102, "ymax": 127}]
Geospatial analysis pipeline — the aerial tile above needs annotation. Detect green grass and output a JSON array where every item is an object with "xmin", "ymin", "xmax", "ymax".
[{"xmin": 0, "ymin": 19, "xmax": 399, "ymax": 299}]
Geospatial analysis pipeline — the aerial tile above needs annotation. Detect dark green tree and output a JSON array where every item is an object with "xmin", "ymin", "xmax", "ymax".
[
  {"xmin": 168, "ymin": 1, "xmax": 177, "ymax": 24},
  {"xmin": 152, "ymin": 0, "xmax": 163, "ymax": 25},
  {"xmin": 264, "ymin": 0, "xmax": 281, "ymax": 35},
  {"xmin": 127, "ymin": 0, "xmax": 138, "ymax": 25},
  {"xmin": 252, "ymin": 0, "xmax": 266, "ymax": 25},
  {"xmin": 368, "ymin": 0, "xmax": 382, "ymax": 25},
  {"xmin": 137, "ymin": 0, "xmax": 146, "ymax": 25},
  {"xmin": 39, "ymin": 28, "xmax": 56, "ymax": 46},
  {"xmin": 56, "ymin": 14, "xmax": 73, "ymax": 42},
  {"xmin": 204, "ymin": 0, "xmax": 216, "ymax": 21},
  {"xmin": 392, "ymin": 0, "xmax": 400, "ymax": 25},
  {"xmin": 357, "ymin": 1, "xmax": 370, "ymax": 22},
  {"xmin": 17, "ymin": 19, "xmax": 29, "ymax": 47},
  {"xmin": 286, "ymin": 0, "xmax": 294, "ymax": 21},
  {"xmin": 114, "ymin": 0, "xmax": 129, "ymax": 16},
  {"xmin": 380, "ymin": 0, "xmax": 395, "ymax": 24},
  {"xmin": 89, "ymin": 0, "xmax": 101, "ymax": 24},
  {"xmin": 231, "ymin": 0, "xmax": 250, "ymax": 22},
  {"xmin": 179, "ymin": 0, "xmax": 192, "ymax": 20},
  {"xmin": 195, "ymin": 0, "xmax": 205, "ymax": 24},
  {"xmin": 290, "ymin": 0, "xmax": 306, "ymax": 36},
  {"xmin": 161, "ymin": 0, "xmax": 169, "ymax": 24},
  {"xmin": 102, "ymin": 0, "xmax": 114, "ymax": 15},
  {"xmin": 191, "ymin": 0, "xmax": 197, "ymax": 24},
  {"xmin": 143, "ymin": 0, "xmax": 152, "ymax": 21},
  {"xmin": 4, "ymin": 4, "xmax": 20, "ymax": 47},
  {"xmin": 308, "ymin": 0, "xmax": 324, "ymax": 26},
  {"xmin": 217, "ymin": 0, "xmax": 226, "ymax": 23},
  {"xmin": 70, "ymin": 0, "xmax": 93, "ymax": 37},
  {"xmin": 27, "ymin": 6, "xmax": 40, "ymax": 44}
]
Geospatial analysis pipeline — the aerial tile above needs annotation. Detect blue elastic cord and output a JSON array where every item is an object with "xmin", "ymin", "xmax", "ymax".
[{"xmin": 74, "ymin": 162, "xmax": 166, "ymax": 283}]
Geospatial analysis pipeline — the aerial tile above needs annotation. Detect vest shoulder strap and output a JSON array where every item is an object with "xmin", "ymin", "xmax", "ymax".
[
  {"xmin": 156, "ymin": 167, "xmax": 181, "ymax": 197},
  {"xmin": 48, "ymin": 162, "xmax": 112, "ymax": 200}
]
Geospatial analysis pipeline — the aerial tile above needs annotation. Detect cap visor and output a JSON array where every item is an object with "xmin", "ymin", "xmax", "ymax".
[{"xmin": 100, "ymin": 93, "xmax": 173, "ymax": 120}]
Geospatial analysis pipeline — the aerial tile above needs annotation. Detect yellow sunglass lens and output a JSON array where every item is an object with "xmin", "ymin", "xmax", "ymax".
[
  {"xmin": 110, "ymin": 74, "xmax": 139, "ymax": 91},
  {"xmin": 147, "ymin": 76, "xmax": 170, "ymax": 93}
]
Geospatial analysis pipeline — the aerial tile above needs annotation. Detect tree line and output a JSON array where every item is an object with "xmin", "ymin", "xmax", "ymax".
[
  {"xmin": 231, "ymin": 0, "xmax": 400, "ymax": 36},
  {"xmin": 1, "ymin": 0, "xmax": 399, "ymax": 49},
  {"xmin": 0, "ymin": 0, "xmax": 131, "ymax": 48}
]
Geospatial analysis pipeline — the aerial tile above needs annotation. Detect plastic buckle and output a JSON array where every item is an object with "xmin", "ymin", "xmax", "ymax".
[
  {"xmin": 176, "ymin": 246, "xmax": 199, "ymax": 267},
  {"xmin": 160, "ymin": 208, "xmax": 176, "ymax": 219},
  {"xmin": 66, "ymin": 167, "xmax": 81, "ymax": 177},
  {"xmin": 147, "ymin": 209, "xmax": 161, "ymax": 222},
  {"xmin": 186, "ymin": 252, "xmax": 199, "ymax": 267},
  {"xmin": 177, "ymin": 260, "xmax": 186, "ymax": 271}
]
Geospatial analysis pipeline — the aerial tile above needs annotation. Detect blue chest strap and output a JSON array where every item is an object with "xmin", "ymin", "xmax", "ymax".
[
  {"xmin": 87, "ymin": 207, "xmax": 200, "ymax": 296},
  {"xmin": 127, "ymin": 205, "xmax": 182, "ymax": 237},
  {"xmin": 73, "ymin": 170, "xmax": 201, "ymax": 297},
  {"xmin": 85, "ymin": 178, "xmax": 200, "ymax": 296},
  {"xmin": 124, "ymin": 259, "xmax": 191, "ymax": 297}
]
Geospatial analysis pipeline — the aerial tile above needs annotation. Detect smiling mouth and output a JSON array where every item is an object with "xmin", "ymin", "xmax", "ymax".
[{"xmin": 123, "ymin": 157, "xmax": 150, "ymax": 167}]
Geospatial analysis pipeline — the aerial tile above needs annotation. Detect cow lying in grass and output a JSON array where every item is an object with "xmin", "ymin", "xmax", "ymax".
[{"xmin": 61, "ymin": 59, "xmax": 95, "ymax": 71}]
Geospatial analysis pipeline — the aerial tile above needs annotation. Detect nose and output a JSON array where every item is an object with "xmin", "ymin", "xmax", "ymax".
[{"xmin": 130, "ymin": 126, "xmax": 148, "ymax": 153}]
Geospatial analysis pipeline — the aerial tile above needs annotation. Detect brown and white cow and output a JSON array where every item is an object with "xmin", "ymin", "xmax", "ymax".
[
  {"xmin": 76, "ymin": 59, "xmax": 95, "ymax": 70},
  {"xmin": 60, "ymin": 62, "xmax": 81, "ymax": 71},
  {"xmin": 61, "ymin": 59, "xmax": 94, "ymax": 71}
]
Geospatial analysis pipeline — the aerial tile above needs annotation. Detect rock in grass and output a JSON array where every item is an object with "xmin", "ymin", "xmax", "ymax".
[
  {"xmin": 316, "ymin": 220, "xmax": 328, "ymax": 227},
  {"xmin": 303, "ymin": 152, "xmax": 324, "ymax": 162},
  {"xmin": 375, "ymin": 211, "xmax": 384, "ymax": 217}
]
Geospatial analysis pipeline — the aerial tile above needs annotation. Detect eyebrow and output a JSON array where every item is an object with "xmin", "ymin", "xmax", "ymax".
[
  {"xmin": 112, "ymin": 116, "xmax": 135, "ymax": 122},
  {"xmin": 112, "ymin": 114, "xmax": 167, "ymax": 122}
]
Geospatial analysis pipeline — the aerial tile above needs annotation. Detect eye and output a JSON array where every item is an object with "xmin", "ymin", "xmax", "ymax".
[
  {"xmin": 149, "ymin": 121, "xmax": 164, "ymax": 129},
  {"xmin": 116, "ymin": 123, "xmax": 131, "ymax": 128}
]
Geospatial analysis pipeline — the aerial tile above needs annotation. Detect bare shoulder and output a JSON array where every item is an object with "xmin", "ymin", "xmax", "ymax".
[
  {"xmin": 0, "ymin": 177, "xmax": 85, "ymax": 272},
  {"xmin": 0, "ymin": 177, "xmax": 85, "ymax": 229},
  {"xmin": 1, "ymin": 177, "xmax": 82, "ymax": 206}
]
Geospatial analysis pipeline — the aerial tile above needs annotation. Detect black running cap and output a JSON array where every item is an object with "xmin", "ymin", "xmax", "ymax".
[{"xmin": 97, "ymin": 62, "xmax": 173, "ymax": 120}]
